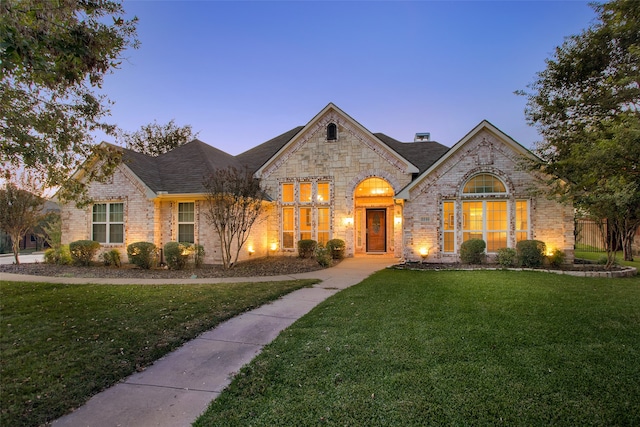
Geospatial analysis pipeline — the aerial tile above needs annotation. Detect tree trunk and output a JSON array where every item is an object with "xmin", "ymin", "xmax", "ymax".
[{"xmin": 11, "ymin": 234, "xmax": 20, "ymax": 265}]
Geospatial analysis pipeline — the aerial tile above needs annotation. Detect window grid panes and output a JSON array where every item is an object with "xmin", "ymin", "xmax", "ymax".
[
  {"xmin": 282, "ymin": 208, "xmax": 294, "ymax": 249},
  {"xmin": 516, "ymin": 200, "xmax": 529, "ymax": 242},
  {"xmin": 178, "ymin": 202, "xmax": 195, "ymax": 243},
  {"xmin": 317, "ymin": 182, "xmax": 330, "ymax": 203},
  {"xmin": 318, "ymin": 207, "xmax": 330, "ymax": 245},
  {"xmin": 299, "ymin": 183, "xmax": 312, "ymax": 203},
  {"xmin": 282, "ymin": 183, "xmax": 294, "ymax": 203},
  {"xmin": 92, "ymin": 203, "xmax": 124, "ymax": 244},
  {"xmin": 355, "ymin": 178, "xmax": 394, "ymax": 197},
  {"xmin": 299, "ymin": 207, "xmax": 312, "ymax": 240},
  {"xmin": 443, "ymin": 201, "xmax": 455, "ymax": 253},
  {"xmin": 463, "ymin": 174, "xmax": 506, "ymax": 194}
]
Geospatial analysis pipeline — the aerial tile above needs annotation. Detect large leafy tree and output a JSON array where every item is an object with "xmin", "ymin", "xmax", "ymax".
[
  {"xmin": 521, "ymin": 0, "xmax": 640, "ymax": 265},
  {"xmin": 203, "ymin": 167, "xmax": 267, "ymax": 269},
  {"xmin": 117, "ymin": 119, "xmax": 199, "ymax": 156},
  {"xmin": 0, "ymin": 0, "xmax": 138, "ymax": 205}
]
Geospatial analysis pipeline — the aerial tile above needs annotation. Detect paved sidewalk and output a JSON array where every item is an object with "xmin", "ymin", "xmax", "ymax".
[{"xmin": 44, "ymin": 255, "xmax": 396, "ymax": 427}]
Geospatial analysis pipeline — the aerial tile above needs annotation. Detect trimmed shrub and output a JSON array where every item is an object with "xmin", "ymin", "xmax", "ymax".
[
  {"xmin": 164, "ymin": 242, "xmax": 190, "ymax": 270},
  {"xmin": 69, "ymin": 240, "xmax": 100, "ymax": 266},
  {"xmin": 193, "ymin": 244, "xmax": 205, "ymax": 268},
  {"xmin": 298, "ymin": 239, "xmax": 317, "ymax": 259},
  {"xmin": 315, "ymin": 245, "xmax": 332, "ymax": 267},
  {"xmin": 326, "ymin": 239, "xmax": 346, "ymax": 260},
  {"xmin": 127, "ymin": 242, "xmax": 158, "ymax": 270},
  {"xmin": 460, "ymin": 239, "xmax": 486, "ymax": 264},
  {"xmin": 102, "ymin": 249, "xmax": 121, "ymax": 267},
  {"xmin": 496, "ymin": 247, "xmax": 517, "ymax": 268},
  {"xmin": 548, "ymin": 249, "xmax": 566, "ymax": 268},
  {"xmin": 44, "ymin": 245, "xmax": 72, "ymax": 265},
  {"xmin": 516, "ymin": 240, "xmax": 546, "ymax": 268}
]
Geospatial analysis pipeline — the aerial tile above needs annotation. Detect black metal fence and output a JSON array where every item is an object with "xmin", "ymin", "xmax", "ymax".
[{"xmin": 575, "ymin": 219, "xmax": 607, "ymax": 252}]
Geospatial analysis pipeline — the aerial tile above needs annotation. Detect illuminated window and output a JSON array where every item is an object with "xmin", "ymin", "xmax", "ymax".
[
  {"xmin": 463, "ymin": 174, "xmax": 506, "ymax": 194},
  {"xmin": 299, "ymin": 182, "xmax": 312, "ymax": 203},
  {"xmin": 516, "ymin": 200, "xmax": 529, "ymax": 242},
  {"xmin": 443, "ymin": 201, "xmax": 455, "ymax": 252},
  {"xmin": 462, "ymin": 200, "xmax": 508, "ymax": 252},
  {"xmin": 282, "ymin": 207, "xmax": 294, "ymax": 249},
  {"xmin": 178, "ymin": 202, "xmax": 195, "ymax": 243},
  {"xmin": 282, "ymin": 183, "xmax": 294, "ymax": 203},
  {"xmin": 300, "ymin": 207, "xmax": 312, "ymax": 240},
  {"xmin": 355, "ymin": 178, "xmax": 394, "ymax": 197},
  {"xmin": 92, "ymin": 202, "xmax": 124, "ymax": 244},
  {"xmin": 318, "ymin": 208, "xmax": 330, "ymax": 245},
  {"xmin": 317, "ymin": 182, "xmax": 330, "ymax": 203}
]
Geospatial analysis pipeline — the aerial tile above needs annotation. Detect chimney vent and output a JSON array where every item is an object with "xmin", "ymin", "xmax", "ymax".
[{"xmin": 414, "ymin": 132, "xmax": 431, "ymax": 142}]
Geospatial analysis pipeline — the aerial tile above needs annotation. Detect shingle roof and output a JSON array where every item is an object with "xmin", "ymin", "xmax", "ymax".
[
  {"xmin": 120, "ymin": 139, "xmax": 242, "ymax": 194},
  {"xmin": 235, "ymin": 126, "xmax": 304, "ymax": 172},
  {"xmin": 118, "ymin": 127, "xmax": 451, "ymax": 196},
  {"xmin": 374, "ymin": 133, "xmax": 450, "ymax": 173}
]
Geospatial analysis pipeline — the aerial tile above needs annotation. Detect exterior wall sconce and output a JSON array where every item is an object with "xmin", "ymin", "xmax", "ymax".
[
  {"xmin": 344, "ymin": 217, "xmax": 354, "ymax": 226},
  {"xmin": 419, "ymin": 247, "xmax": 429, "ymax": 262},
  {"xmin": 394, "ymin": 216, "xmax": 402, "ymax": 225}
]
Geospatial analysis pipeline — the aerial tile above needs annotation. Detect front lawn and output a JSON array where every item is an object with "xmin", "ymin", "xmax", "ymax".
[
  {"xmin": 196, "ymin": 270, "xmax": 640, "ymax": 426},
  {"xmin": 0, "ymin": 279, "xmax": 318, "ymax": 427},
  {"xmin": 575, "ymin": 250, "xmax": 640, "ymax": 269}
]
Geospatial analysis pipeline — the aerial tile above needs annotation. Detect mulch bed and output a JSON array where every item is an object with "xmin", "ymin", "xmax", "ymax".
[
  {"xmin": 0, "ymin": 256, "xmax": 335, "ymax": 279},
  {"xmin": 392, "ymin": 260, "xmax": 626, "ymax": 272}
]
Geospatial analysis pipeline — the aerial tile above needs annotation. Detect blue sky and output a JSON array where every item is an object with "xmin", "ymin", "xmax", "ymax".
[{"xmin": 102, "ymin": 1, "xmax": 597, "ymax": 153}]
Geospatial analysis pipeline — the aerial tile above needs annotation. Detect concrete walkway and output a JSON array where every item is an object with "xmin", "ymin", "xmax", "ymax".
[{"xmin": 35, "ymin": 255, "xmax": 397, "ymax": 427}]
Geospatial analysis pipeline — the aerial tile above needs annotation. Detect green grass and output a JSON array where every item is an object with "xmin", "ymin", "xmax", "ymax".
[
  {"xmin": 0, "ymin": 279, "xmax": 318, "ymax": 427},
  {"xmin": 575, "ymin": 250, "xmax": 640, "ymax": 269},
  {"xmin": 196, "ymin": 270, "xmax": 640, "ymax": 426}
]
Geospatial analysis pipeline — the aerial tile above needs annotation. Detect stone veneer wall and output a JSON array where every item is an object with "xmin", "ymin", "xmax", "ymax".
[
  {"xmin": 259, "ymin": 111, "xmax": 413, "ymax": 257},
  {"xmin": 402, "ymin": 129, "xmax": 574, "ymax": 262}
]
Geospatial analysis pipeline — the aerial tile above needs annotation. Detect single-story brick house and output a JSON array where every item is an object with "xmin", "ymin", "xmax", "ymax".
[{"xmin": 60, "ymin": 103, "xmax": 574, "ymax": 264}]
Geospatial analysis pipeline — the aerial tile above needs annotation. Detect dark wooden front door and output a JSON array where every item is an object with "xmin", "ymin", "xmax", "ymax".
[{"xmin": 366, "ymin": 209, "xmax": 386, "ymax": 252}]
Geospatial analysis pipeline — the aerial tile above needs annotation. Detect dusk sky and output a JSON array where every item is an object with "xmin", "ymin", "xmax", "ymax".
[{"xmin": 102, "ymin": 1, "xmax": 597, "ymax": 153}]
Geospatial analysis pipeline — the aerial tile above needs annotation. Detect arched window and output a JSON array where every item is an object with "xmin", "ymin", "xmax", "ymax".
[
  {"xmin": 463, "ymin": 174, "xmax": 506, "ymax": 194},
  {"xmin": 442, "ymin": 173, "xmax": 529, "ymax": 255},
  {"xmin": 355, "ymin": 177, "xmax": 394, "ymax": 197},
  {"xmin": 327, "ymin": 123, "xmax": 337, "ymax": 141}
]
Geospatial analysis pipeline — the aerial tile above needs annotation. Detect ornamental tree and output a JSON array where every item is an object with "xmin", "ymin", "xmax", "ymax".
[{"xmin": 202, "ymin": 167, "xmax": 266, "ymax": 269}]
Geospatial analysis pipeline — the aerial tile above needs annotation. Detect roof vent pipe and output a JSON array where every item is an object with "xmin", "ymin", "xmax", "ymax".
[{"xmin": 414, "ymin": 132, "xmax": 431, "ymax": 142}]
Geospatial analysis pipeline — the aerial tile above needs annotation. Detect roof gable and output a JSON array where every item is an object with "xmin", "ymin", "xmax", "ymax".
[
  {"xmin": 396, "ymin": 120, "xmax": 534, "ymax": 199},
  {"xmin": 254, "ymin": 103, "xmax": 419, "ymax": 178}
]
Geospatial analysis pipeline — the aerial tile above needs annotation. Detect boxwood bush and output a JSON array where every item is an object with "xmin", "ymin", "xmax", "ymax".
[
  {"xmin": 315, "ymin": 246, "xmax": 332, "ymax": 267},
  {"xmin": 325, "ymin": 239, "xmax": 346, "ymax": 260},
  {"xmin": 164, "ymin": 242, "xmax": 190, "ymax": 270},
  {"xmin": 516, "ymin": 239, "xmax": 546, "ymax": 268},
  {"xmin": 102, "ymin": 249, "xmax": 121, "ymax": 267},
  {"xmin": 69, "ymin": 240, "xmax": 101, "ymax": 266},
  {"xmin": 127, "ymin": 242, "xmax": 158, "ymax": 269},
  {"xmin": 43, "ymin": 245, "xmax": 72, "ymax": 265},
  {"xmin": 496, "ymin": 247, "xmax": 517, "ymax": 268},
  {"xmin": 298, "ymin": 239, "xmax": 317, "ymax": 259},
  {"xmin": 460, "ymin": 239, "xmax": 486, "ymax": 264}
]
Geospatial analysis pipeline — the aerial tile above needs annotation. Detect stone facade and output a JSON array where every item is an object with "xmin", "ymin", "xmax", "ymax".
[{"xmin": 60, "ymin": 104, "xmax": 575, "ymax": 266}]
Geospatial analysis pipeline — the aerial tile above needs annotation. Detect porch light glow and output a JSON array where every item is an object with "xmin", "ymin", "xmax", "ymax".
[
  {"xmin": 343, "ymin": 217, "xmax": 354, "ymax": 226},
  {"xmin": 394, "ymin": 216, "xmax": 402, "ymax": 225}
]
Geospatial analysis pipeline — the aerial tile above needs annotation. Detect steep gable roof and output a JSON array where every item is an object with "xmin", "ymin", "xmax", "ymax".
[
  {"xmin": 396, "ymin": 120, "xmax": 534, "ymax": 199},
  {"xmin": 254, "ymin": 103, "xmax": 420, "ymax": 177},
  {"xmin": 374, "ymin": 133, "xmax": 450, "ymax": 174},
  {"xmin": 235, "ymin": 126, "xmax": 304, "ymax": 172}
]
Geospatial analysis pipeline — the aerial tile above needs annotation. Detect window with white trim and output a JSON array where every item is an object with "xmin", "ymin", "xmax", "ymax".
[
  {"xmin": 280, "ymin": 181, "xmax": 332, "ymax": 249},
  {"xmin": 92, "ymin": 202, "xmax": 124, "ymax": 244},
  {"xmin": 178, "ymin": 202, "xmax": 195, "ymax": 243}
]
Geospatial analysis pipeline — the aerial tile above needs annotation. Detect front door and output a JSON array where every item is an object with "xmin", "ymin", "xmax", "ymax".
[{"xmin": 366, "ymin": 209, "xmax": 386, "ymax": 252}]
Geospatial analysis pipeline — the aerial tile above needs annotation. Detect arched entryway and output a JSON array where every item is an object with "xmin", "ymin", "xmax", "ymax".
[{"xmin": 353, "ymin": 177, "xmax": 395, "ymax": 253}]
